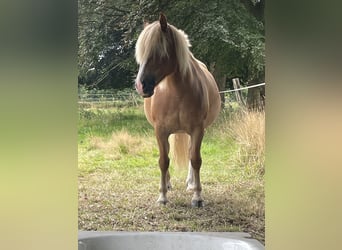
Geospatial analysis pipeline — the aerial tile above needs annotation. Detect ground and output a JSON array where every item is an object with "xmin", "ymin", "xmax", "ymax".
[{"xmin": 78, "ymin": 105, "xmax": 265, "ymax": 243}]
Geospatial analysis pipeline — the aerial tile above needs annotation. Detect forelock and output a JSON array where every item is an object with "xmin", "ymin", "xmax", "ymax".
[
  {"xmin": 135, "ymin": 21, "xmax": 192, "ymax": 77},
  {"xmin": 135, "ymin": 22, "xmax": 169, "ymax": 65}
]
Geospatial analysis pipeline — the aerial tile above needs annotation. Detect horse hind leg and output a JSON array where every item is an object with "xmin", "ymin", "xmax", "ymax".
[{"xmin": 186, "ymin": 161, "xmax": 195, "ymax": 192}]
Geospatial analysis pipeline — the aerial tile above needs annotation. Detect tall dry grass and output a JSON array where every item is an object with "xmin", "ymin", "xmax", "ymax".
[
  {"xmin": 227, "ymin": 108, "xmax": 265, "ymax": 175},
  {"xmin": 88, "ymin": 130, "xmax": 154, "ymax": 160}
]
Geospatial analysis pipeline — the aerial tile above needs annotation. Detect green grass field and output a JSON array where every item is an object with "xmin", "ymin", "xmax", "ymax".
[{"xmin": 78, "ymin": 104, "xmax": 265, "ymax": 243}]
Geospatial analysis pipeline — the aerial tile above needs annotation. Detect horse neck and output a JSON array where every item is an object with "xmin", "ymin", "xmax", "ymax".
[{"xmin": 172, "ymin": 54, "xmax": 202, "ymax": 90}]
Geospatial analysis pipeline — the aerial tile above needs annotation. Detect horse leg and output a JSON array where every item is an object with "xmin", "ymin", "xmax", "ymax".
[
  {"xmin": 189, "ymin": 128, "xmax": 204, "ymax": 207},
  {"xmin": 166, "ymin": 170, "xmax": 172, "ymax": 190},
  {"xmin": 155, "ymin": 129, "xmax": 170, "ymax": 205},
  {"xmin": 186, "ymin": 161, "xmax": 195, "ymax": 191}
]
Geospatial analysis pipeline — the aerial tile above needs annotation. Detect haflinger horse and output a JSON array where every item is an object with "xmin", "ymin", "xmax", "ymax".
[{"xmin": 135, "ymin": 13, "xmax": 221, "ymax": 207}]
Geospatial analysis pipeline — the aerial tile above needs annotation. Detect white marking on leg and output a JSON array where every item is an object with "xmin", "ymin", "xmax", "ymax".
[
  {"xmin": 186, "ymin": 160, "xmax": 195, "ymax": 191},
  {"xmin": 157, "ymin": 193, "xmax": 168, "ymax": 205}
]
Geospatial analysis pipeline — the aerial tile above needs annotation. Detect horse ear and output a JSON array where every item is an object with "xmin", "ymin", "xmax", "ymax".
[{"xmin": 159, "ymin": 13, "xmax": 168, "ymax": 32}]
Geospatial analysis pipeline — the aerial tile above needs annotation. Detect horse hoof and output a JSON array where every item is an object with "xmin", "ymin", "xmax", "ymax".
[
  {"xmin": 191, "ymin": 200, "xmax": 204, "ymax": 208},
  {"xmin": 157, "ymin": 201, "xmax": 168, "ymax": 206},
  {"xmin": 157, "ymin": 198, "xmax": 168, "ymax": 205}
]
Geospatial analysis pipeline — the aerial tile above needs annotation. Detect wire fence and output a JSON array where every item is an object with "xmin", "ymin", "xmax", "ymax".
[
  {"xmin": 78, "ymin": 82, "xmax": 265, "ymax": 109},
  {"xmin": 219, "ymin": 82, "xmax": 265, "ymax": 93},
  {"xmin": 78, "ymin": 89, "xmax": 143, "ymax": 108}
]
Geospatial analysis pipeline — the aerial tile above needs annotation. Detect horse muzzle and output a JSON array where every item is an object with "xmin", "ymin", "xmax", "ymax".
[
  {"xmin": 135, "ymin": 79, "xmax": 155, "ymax": 98},
  {"xmin": 142, "ymin": 91, "xmax": 154, "ymax": 98}
]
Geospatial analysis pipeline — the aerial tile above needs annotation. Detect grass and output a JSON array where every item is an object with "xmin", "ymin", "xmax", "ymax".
[{"xmin": 78, "ymin": 105, "xmax": 265, "ymax": 243}]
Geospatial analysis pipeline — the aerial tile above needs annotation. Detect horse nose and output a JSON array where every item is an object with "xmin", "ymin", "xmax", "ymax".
[
  {"xmin": 142, "ymin": 76, "xmax": 155, "ymax": 97},
  {"xmin": 135, "ymin": 80, "xmax": 144, "ymax": 96}
]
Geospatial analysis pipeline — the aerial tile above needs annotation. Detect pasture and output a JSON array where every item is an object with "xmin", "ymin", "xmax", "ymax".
[{"xmin": 78, "ymin": 102, "xmax": 265, "ymax": 243}]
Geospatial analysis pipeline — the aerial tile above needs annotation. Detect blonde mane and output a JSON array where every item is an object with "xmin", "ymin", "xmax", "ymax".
[{"xmin": 135, "ymin": 21, "xmax": 192, "ymax": 77}]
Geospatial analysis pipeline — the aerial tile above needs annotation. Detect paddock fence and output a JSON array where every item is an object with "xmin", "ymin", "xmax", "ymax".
[{"xmin": 78, "ymin": 82, "xmax": 265, "ymax": 110}]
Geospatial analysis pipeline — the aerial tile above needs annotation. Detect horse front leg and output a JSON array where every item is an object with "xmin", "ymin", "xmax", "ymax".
[
  {"xmin": 189, "ymin": 128, "xmax": 204, "ymax": 207},
  {"xmin": 155, "ymin": 129, "xmax": 170, "ymax": 205}
]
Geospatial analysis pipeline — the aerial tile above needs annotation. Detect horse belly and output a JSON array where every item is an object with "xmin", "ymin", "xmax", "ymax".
[{"xmin": 204, "ymin": 91, "xmax": 221, "ymax": 128}]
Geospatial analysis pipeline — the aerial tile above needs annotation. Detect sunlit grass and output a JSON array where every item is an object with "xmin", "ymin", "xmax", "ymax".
[{"xmin": 78, "ymin": 105, "xmax": 265, "ymax": 243}]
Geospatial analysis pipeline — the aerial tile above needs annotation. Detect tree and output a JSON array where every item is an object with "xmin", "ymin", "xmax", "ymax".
[
  {"xmin": 153, "ymin": 0, "xmax": 265, "ymax": 105},
  {"xmin": 78, "ymin": 0, "xmax": 265, "ymax": 93},
  {"xmin": 78, "ymin": 0, "xmax": 139, "ymax": 88}
]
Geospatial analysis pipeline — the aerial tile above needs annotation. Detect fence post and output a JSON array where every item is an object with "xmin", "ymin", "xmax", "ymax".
[
  {"xmin": 232, "ymin": 78, "xmax": 246, "ymax": 106},
  {"xmin": 247, "ymin": 83, "xmax": 265, "ymax": 111}
]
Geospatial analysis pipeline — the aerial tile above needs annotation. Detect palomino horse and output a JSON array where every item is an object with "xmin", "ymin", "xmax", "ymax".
[{"xmin": 135, "ymin": 13, "xmax": 221, "ymax": 207}]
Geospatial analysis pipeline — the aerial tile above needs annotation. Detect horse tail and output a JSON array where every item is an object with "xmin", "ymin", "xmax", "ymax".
[{"xmin": 169, "ymin": 133, "xmax": 190, "ymax": 168}]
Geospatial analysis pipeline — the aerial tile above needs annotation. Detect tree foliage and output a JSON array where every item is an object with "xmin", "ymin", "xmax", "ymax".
[{"xmin": 78, "ymin": 0, "xmax": 265, "ymax": 89}]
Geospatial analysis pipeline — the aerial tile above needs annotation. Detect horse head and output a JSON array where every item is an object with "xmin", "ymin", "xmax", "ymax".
[{"xmin": 135, "ymin": 13, "xmax": 178, "ymax": 98}]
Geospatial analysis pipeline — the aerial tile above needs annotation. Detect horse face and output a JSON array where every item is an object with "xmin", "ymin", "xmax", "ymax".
[
  {"xmin": 135, "ymin": 54, "xmax": 174, "ymax": 98},
  {"xmin": 135, "ymin": 15, "xmax": 176, "ymax": 98}
]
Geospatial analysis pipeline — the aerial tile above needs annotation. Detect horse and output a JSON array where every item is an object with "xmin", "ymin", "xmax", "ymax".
[{"xmin": 135, "ymin": 13, "xmax": 221, "ymax": 207}]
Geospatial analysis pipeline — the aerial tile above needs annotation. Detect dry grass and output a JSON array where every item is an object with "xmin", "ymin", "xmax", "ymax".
[
  {"xmin": 88, "ymin": 130, "xmax": 154, "ymax": 160},
  {"xmin": 78, "ymin": 107, "xmax": 265, "ymax": 243},
  {"xmin": 226, "ymin": 108, "xmax": 265, "ymax": 175},
  {"xmin": 78, "ymin": 171, "xmax": 264, "ymax": 237}
]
